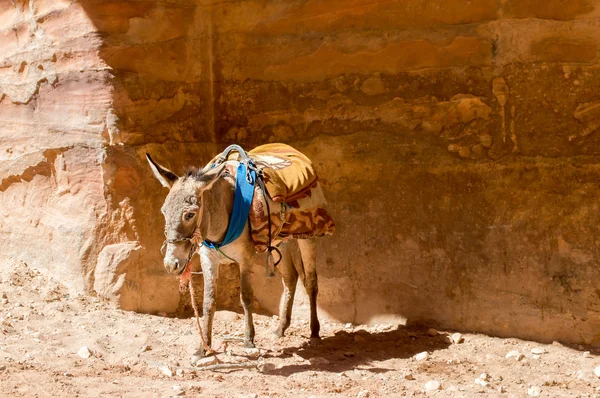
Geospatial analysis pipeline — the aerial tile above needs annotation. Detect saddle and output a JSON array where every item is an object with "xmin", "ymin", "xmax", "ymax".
[
  {"xmin": 209, "ymin": 143, "xmax": 318, "ymax": 204},
  {"xmin": 207, "ymin": 144, "xmax": 335, "ymax": 254}
]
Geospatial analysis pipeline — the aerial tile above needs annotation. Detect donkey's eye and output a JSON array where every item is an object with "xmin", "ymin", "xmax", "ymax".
[{"xmin": 184, "ymin": 212, "xmax": 196, "ymax": 221}]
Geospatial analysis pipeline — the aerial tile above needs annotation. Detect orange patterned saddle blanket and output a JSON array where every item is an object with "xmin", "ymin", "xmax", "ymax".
[{"xmin": 208, "ymin": 143, "xmax": 335, "ymax": 252}]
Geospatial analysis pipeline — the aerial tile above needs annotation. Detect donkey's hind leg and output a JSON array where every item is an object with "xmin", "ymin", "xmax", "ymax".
[
  {"xmin": 274, "ymin": 242, "xmax": 299, "ymax": 338},
  {"xmin": 297, "ymin": 239, "xmax": 320, "ymax": 342},
  {"xmin": 239, "ymin": 261, "xmax": 256, "ymax": 348}
]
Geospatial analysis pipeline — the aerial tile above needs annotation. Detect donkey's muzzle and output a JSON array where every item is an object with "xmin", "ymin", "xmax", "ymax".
[{"xmin": 164, "ymin": 258, "xmax": 186, "ymax": 275}]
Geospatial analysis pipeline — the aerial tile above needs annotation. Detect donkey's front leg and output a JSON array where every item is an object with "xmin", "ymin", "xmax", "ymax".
[
  {"xmin": 192, "ymin": 249, "xmax": 219, "ymax": 360},
  {"xmin": 239, "ymin": 262, "xmax": 256, "ymax": 348}
]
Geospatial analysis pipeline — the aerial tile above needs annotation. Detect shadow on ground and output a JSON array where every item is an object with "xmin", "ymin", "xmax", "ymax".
[{"xmin": 259, "ymin": 326, "xmax": 451, "ymax": 376}]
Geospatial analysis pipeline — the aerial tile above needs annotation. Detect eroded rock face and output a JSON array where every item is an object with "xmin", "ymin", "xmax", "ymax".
[{"xmin": 2, "ymin": 0, "xmax": 600, "ymax": 345}]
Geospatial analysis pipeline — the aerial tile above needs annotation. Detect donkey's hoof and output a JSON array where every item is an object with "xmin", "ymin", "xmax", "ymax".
[
  {"xmin": 243, "ymin": 341, "xmax": 256, "ymax": 348},
  {"xmin": 309, "ymin": 337, "xmax": 322, "ymax": 346},
  {"xmin": 190, "ymin": 348, "xmax": 211, "ymax": 364}
]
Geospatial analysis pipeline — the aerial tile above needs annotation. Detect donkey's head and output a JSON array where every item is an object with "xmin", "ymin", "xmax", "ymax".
[{"xmin": 146, "ymin": 154, "xmax": 227, "ymax": 275}]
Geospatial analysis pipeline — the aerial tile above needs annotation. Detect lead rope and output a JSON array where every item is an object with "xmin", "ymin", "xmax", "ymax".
[{"xmin": 185, "ymin": 234, "xmax": 218, "ymax": 359}]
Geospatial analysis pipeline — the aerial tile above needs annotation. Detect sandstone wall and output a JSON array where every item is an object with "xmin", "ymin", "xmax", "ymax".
[
  {"xmin": 2, "ymin": 0, "xmax": 600, "ymax": 345},
  {"xmin": 206, "ymin": 0, "xmax": 600, "ymax": 345}
]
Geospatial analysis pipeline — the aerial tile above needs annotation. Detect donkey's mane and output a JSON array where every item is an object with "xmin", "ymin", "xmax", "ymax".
[{"xmin": 183, "ymin": 166, "xmax": 214, "ymax": 183}]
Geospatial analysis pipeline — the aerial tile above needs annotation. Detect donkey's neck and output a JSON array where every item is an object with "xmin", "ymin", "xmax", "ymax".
[{"xmin": 203, "ymin": 177, "xmax": 235, "ymax": 243}]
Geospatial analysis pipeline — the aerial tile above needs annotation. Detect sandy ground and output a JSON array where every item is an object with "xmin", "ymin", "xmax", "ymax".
[{"xmin": 2, "ymin": 263, "xmax": 600, "ymax": 398}]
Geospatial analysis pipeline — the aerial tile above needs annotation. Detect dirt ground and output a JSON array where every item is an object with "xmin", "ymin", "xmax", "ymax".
[{"xmin": 2, "ymin": 263, "xmax": 600, "ymax": 398}]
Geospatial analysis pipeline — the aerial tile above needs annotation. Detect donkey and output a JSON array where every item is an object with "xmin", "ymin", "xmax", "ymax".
[{"xmin": 147, "ymin": 149, "xmax": 328, "ymax": 359}]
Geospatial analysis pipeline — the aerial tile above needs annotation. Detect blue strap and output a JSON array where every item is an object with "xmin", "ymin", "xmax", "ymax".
[{"xmin": 203, "ymin": 162, "xmax": 255, "ymax": 249}]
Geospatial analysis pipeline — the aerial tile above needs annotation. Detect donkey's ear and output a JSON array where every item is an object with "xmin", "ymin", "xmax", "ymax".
[
  {"xmin": 203, "ymin": 162, "xmax": 227, "ymax": 180},
  {"xmin": 146, "ymin": 153, "xmax": 179, "ymax": 189},
  {"xmin": 198, "ymin": 162, "xmax": 228, "ymax": 188}
]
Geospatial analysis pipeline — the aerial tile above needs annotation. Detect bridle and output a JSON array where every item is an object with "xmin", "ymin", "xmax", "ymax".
[{"xmin": 161, "ymin": 232, "xmax": 199, "ymax": 274}]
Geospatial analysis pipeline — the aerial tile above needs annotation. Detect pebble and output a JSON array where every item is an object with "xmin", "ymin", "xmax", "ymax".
[
  {"xmin": 77, "ymin": 346, "xmax": 92, "ymax": 359},
  {"xmin": 345, "ymin": 323, "xmax": 353, "ymax": 329},
  {"xmin": 527, "ymin": 386, "xmax": 541, "ymax": 397},
  {"xmin": 427, "ymin": 328, "xmax": 438, "ymax": 337},
  {"xmin": 424, "ymin": 380, "xmax": 441, "ymax": 392},
  {"xmin": 415, "ymin": 352, "xmax": 429, "ymax": 361},
  {"xmin": 498, "ymin": 385, "xmax": 506, "ymax": 393},
  {"xmin": 450, "ymin": 333, "xmax": 464, "ymax": 344},
  {"xmin": 257, "ymin": 362, "xmax": 276, "ymax": 372},
  {"xmin": 404, "ymin": 372, "xmax": 415, "ymax": 380},
  {"xmin": 474, "ymin": 378, "xmax": 488, "ymax": 387},
  {"xmin": 583, "ymin": 351, "xmax": 592, "ymax": 358},
  {"xmin": 159, "ymin": 365, "xmax": 173, "ymax": 377},
  {"xmin": 0, "ymin": 365, "xmax": 6, "ymax": 371},
  {"xmin": 480, "ymin": 373, "xmax": 490, "ymax": 381},
  {"xmin": 531, "ymin": 347, "xmax": 546, "ymax": 355},
  {"xmin": 505, "ymin": 350, "xmax": 524, "ymax": 361},
  {"xmin": 309, "ymin": 357, "xmax": 330, "ymax": 366},
  {"xmin": 357, "ymin": 390, "xmax": 370, "ymax": 398},
  {"xmin": 140, "ymin": 345, "xmax": 152, "ymax": 353},
  {"xmin": 594, "ymin": 366, "xmax": 600, "ymax": 378},
  {"xmin": 193, "ymin": 356, "xmax": 218, "ymax": 367},
  {"xmin": 244, "ymin": 348, "xmax": 260, "ymax": 358},
  {"xmin": 292, "ymin": 353, "xmax": 306, "ymax": 363},
  {"xmin": 63, "ymin": 372, "xmax": 73, "ymax": 377}
]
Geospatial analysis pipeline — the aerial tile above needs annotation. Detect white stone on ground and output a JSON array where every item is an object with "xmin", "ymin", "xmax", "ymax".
[
  {"xmin": 415, "ymin": 352, "xmax": 429, "ymax": 361},
  {"xmin": 244, "ymin": 348, "xmax": 260, "ymax": 358},
  {"xmin": 309, "ymin": 357, "xmax": 330, "ymax": 366},
  {"xmin": 506, "ymin": 350, "xmax": 524, "ymax": 361},
  {"xmin": 594, "ymin": 366, "xmax": 600, "ymax": 378},
  {"xmin": 474, "ymin": 378, "xmax": 488, "ymax": 387},
  {"xmin": 527, "ymin": 386, "xmax": 541, "ymax": 396},
  {"xmin": 450, "ymin": 333, "xmax": 464, "ymax": 344},
  {"xmin": 159, "ymin": 365, "xmax": 173, "ymax": 377},
  {"xmin": 531, "ymin": 347, "xmax": 546, "ymax": 355},
  {"xmin": 193, "ymin": 356, "xmax": 218, "ymax": 367},
  {"xmin": 77, "ymin": 346, "xmax": 92, "ymax": 359},
  {"xmin": 424, "ymin": 380, "xmax": 441, "ymax": 392}
]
